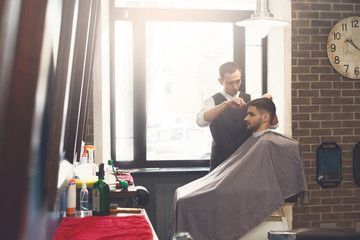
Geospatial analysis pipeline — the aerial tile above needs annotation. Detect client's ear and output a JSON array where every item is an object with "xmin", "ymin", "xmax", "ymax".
[{"xmin": 262, "ymin": 112, "xmax": 270, "ymax": 123}]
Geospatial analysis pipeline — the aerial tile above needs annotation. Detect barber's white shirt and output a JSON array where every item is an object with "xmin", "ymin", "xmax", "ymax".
[{"xmin": 196, "ymin": 90, "xmax": 240, "ymax": 127}]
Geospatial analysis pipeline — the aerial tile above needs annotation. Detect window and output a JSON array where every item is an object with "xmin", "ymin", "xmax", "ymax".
[{"xmin": 110, "ymin": 7, "xmax": 266, "ymax": 168}]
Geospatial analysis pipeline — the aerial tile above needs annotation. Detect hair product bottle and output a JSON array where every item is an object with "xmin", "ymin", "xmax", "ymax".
[{"xmin": 92, "ymin": 163, "xmax": 110, "ymax": 216}]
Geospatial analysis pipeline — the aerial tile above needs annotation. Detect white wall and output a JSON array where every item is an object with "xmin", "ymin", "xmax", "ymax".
[{"xmin": 268, "ymin": 0, "xmax": 292, "ymax": 136}]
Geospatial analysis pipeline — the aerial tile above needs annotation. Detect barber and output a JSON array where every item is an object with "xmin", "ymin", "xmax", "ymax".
[{"xmin": 196, "ymin": 61, "xmax": 278, "ymax": 171}]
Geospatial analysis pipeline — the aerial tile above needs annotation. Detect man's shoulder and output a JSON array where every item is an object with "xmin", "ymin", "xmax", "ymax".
[
  {"xmin": 211, "ymin": 92, "xmax": 224, "ymax": 98},
  {"xmin": 239, "ymin": 91, "xmax": 251, "ymax": 102},
  {"xmin": 212, "ymin": 92, "xmax": 226, "ymax": 105}
]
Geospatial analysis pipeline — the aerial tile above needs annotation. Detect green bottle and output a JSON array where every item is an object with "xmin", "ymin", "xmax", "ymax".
[{"xmin": 92, "ymin": 163, "xmax": 110, "ymax": 216}]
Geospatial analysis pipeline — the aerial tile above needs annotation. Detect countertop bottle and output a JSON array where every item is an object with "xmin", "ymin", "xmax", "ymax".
[
  {"xmin": 80, "ymin": 182, "xmax": 89, "ymax": 211},
  {"xmin": 66, "ymin": 179, "xmax": 76, "ymax": 215},
  {"xmin": 92, "ymin": 163, "xmax": 110, "ymax": 216}
]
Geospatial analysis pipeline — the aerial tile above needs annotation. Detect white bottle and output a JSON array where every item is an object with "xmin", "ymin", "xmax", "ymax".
[
  {"xmin": 66, "ymin": 179, "xmax": 76, "ymax": 215},
  {"xmin": 105, "ymin": 160, "xmax": 117, "ymax": 190}
]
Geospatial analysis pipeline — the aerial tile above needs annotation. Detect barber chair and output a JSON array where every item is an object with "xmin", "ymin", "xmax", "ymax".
[
  {"xmin": 268, "ymin": 228, "xmax": 360, "ymax": 240},
  {"xmin": 296, "ymin": 228, "xmax": 360, "ymax": 240},
  {"xmin": 239, "ymin": 195, "xmax": 298, "ymax": 240}
]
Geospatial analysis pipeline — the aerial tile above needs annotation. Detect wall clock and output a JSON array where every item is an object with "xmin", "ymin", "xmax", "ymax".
[{"xmin": 327, "ymin": 16, "xmax": 360, "ymax": 79}]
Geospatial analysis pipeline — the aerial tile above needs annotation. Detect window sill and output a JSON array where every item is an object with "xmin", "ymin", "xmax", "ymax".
[{"xmin": 127, "ymin": 167, "xmax": 209, "ymax": 175}]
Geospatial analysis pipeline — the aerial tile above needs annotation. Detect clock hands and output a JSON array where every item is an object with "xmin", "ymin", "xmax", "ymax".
[{"xmin": 346, "ymin": 38, "xmax": 360, "ymax": 51}]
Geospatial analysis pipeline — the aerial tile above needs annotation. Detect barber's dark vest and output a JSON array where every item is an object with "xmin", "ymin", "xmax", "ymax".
[{"xmin": 209, "ymin": 92, "xmax": 251, "ymax": 171}]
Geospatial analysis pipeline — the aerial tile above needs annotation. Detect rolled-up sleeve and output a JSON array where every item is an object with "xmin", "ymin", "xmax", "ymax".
[{"xmin": 196, "ymin": 97, "xmax": 215, "ymax": 127}]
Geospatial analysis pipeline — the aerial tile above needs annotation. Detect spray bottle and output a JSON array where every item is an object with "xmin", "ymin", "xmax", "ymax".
[
  {"xmin": 92, "ymin": 163, "xmax": 110, "ymax": 216},
  {"xmin": 84, "ymin": 145, "xmax": 97, "ymax": 178},
  {"xmin": 80, "ymin": 182, "xmax": 89, "ymax": 211}
]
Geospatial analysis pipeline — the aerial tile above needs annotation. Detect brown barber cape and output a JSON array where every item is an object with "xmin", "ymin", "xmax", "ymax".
[{"xmin": 168, "ymin": 131, "xmax": 308, "ymax": 240}]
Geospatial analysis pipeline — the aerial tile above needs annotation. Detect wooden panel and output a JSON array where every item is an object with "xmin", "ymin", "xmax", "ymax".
[{"xmin": 0, "ymin": 0, "xmax": 49, "ymax": 239}]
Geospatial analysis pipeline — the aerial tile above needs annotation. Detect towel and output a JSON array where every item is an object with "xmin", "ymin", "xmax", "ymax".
[{"xmin": 54, "ymin": 215, "xmax": 153, "ymax": 240}]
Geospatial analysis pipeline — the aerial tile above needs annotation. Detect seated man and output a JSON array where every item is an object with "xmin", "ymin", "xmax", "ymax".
[{"xmin": 168, "ymin": 98, "xmax": 308, "ymax": 240}]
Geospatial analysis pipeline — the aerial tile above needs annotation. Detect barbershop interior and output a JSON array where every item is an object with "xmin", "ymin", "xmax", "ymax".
[{"xmin": 1, "ymin": 0, "xmax": 360, "ymax": 239}]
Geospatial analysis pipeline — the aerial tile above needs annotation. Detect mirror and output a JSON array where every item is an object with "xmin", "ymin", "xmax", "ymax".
[{"xmin": 316, "ymin": 142, "xmax": 341, "ymax": 188}]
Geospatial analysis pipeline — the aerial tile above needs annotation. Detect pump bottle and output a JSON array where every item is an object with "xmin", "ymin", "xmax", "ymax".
[{"xmin": 92, "ymin": 163, "xmax": 110, "ymax": 216}]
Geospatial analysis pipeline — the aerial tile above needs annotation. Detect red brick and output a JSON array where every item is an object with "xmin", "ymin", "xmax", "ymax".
[
  {"xmin": 342, "ymin": 90, "xmax": 360, "ymax": 97},
  {"xmin": 320, "ymin": 90, "xmax": 341, "ymax": 97},
  {"xmin": 298, "ymin": 27, "xmax": 319, "ymax": 35},
  {"xmin": 311, "ymin": 20, "xmax": 333, "ymax": 28},
  {"xmin": 292, "ymin": 19, "xmax": 310, "ymax": 28},
  {"xmin": 299, "ymin": 43, "xmax": 320, "ymax": 51},
  {"xmin": 292, "ymin": 50, "xmax": 310, "ymax": 58},
  {"xmin": 292, "ymin": 97, "xmax": 311, "ymax": 105},
  {"xmin": 321, "ymin": 121, "xmax": 341, "ymax": 128},
  {"xmin": 311, "ymin": 3, "xmax": 332, "ymax": 11},
  {"xmin": 311, "ymin": 50, "xmax": 327, "ymax": 58},
  {"xmin": 298, "ymin": 74, "xmax": 319, "ymax": 81},
  {"xmin": 333, "ymin": 97, "xmax": 354, "ymax": 104},
  {"xmin": 343, "ymin": 121, "xmax": 360, "ymax": 128},
  {"xmin": 333, "ymin": 189, "xmax": 354, "ymax": 197},
  {"xmin": 311, "ymin": 97, "xmax": 332, "ymax": 104},
  {"xmin": 299, "ymin": 136, "xmax": 320, "ymax": 144},
  {"xmin": 320, "ymin": 12, "xmax": 342, "ymax": 19},
  {"xmin": 299, "ymin": 59, "xmax": 319, "ymax": 66},
  {"xmin": 320, "ymin": 105, "xmax": 341, "ymax": 112},
  {"xmin": 299, "ymin": 105, "xmax": 319, "ymax": 112},
  {"xmin": 311, "ymin": 35, "xmax": 328, "ymax": 43},
  {"xmin": 343, "ymin": 198, "xmax": 360, "ymax": 205},
  {"xmin": 292, "ymin": 2, "xmax": 310, "ymax": 11},
  {"xmin": 321, "ymin": 213, "xmax": 342, "ymax": 220},
  {"xmin": 293, "ymin": 113, "xmax": 310, "ymax": 120},
  {"xmin": 343, "ymin": 212, "xmax": 360, "ymax": 220},
  {"xmin": 299, "ymin": 213, "xmax": 320, "ymax": 221},
  {"xmin": 320, "ymin": 27, "xmax": 332, "ymax": 35},
  {"xmin": 311, "ymin": 129, "xmax": 331, "ymax": 136},
  {"xmin": 333, "ymin": 81, "xmax": 354, "ymax": 88},
  {"xmin": 293, "ymin": 82, "xmax": 310, "ymax": 89},
  {"xmin": 333, "ymin": 128, "xmax": 353, "ymax": 135},
  {"xmin": 321, "ymin": 197, "xmax": 341, "ymax": 205},
  {"xmin": 333, "ymin": 205, "xmax": 354, "ymax": 212},
  {"xmin": 319, "ymin": 136, "xmax": 341, "ymax": 143},
  {"xmin": 299, "ymin": 90, "xmax": 319, "ymax": 97},
  {"xmin": 311, "ymin": 82, "xmax": 332, "ymax": 89},
  {"xmin": 311, "ymin": 113, "xmax": 332, "ymax": 120},
  {"xmin": 333, "ymin": 113, "xmax": 353, "ymax": 120},
  {"xmin": 292, "ymin": 66, "xmax": 310, "ymax": 73},
  {"xmin": 311, "ymin": 206, "xmax": 332, "ymax": 213},
  {"xmin": 320, "ymin": 74, "xmax": 341, "ymax": 81},
  {"xmin": 311, "ymin": 66, "xmax": 333, "ymax": 73},
  {"xmin": 333, "ymin": 4, "xmax": 354, "ymax": 11}
]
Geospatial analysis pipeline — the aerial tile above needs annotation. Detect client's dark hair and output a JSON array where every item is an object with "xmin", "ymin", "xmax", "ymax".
[{"xmin": 247, "ymin": 98, "xmax": 276, "ymax": 122}]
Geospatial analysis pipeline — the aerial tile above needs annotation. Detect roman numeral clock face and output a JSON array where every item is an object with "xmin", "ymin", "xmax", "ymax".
[{"xmin": 327, "ymin": 16, "xmax": 360, "ymax": 79}]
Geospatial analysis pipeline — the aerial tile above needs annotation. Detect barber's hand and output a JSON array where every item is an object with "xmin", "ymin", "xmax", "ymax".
[
  {"xmin": 262, "ymin": 93, "xmax": 273, "ymax": 101},
  {"xmin": 227, "ymin": 97, "xmax": 246, "ymax": 109}
]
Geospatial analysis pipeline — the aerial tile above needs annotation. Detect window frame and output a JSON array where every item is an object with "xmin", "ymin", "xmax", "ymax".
[{"xmin": 109, "ymin": 6, "xmax": 255, "ymax": 168}]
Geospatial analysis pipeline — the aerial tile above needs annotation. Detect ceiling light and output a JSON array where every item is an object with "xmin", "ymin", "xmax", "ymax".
[{"xmin": 235, "ymin": 0, "xmax": 289, "ymax": 38}]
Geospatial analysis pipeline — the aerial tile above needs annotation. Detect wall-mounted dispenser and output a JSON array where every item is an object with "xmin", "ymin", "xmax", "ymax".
[
  {"xmin": 317, "ymin": 142, "xmax": 341, "ymax": 187},
  {"xmin": 353, "ymin": 142, "xmax": 360, "ymax": 186}
]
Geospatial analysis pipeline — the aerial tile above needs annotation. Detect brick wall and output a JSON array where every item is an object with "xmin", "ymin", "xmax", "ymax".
[{"xmin": 292, "ymin": 0, "xmax": 360, "ymax": 230}]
